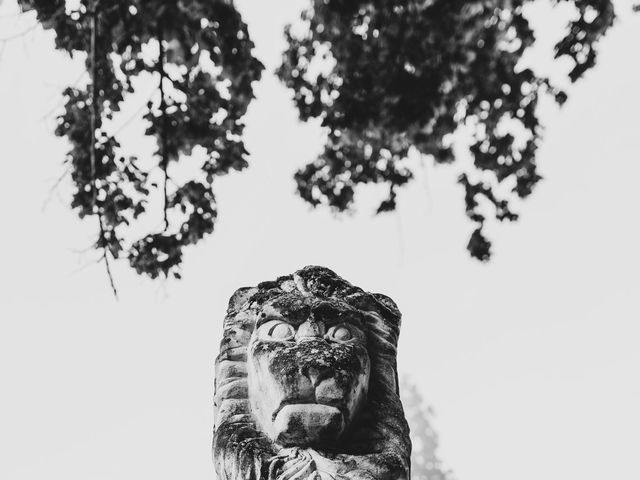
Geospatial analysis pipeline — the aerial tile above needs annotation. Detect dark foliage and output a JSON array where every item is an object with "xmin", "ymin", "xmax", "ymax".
[
  {"xmin": 19, "ymin": 0, "xmax": 262, "ymax": 281},
  {"xmin": 19, "ymin": 0, "xmax": 622, "ymax": 287},
  {"xmin": 277, "ymin": 0, "xmax": 615, "ymax": 260}
]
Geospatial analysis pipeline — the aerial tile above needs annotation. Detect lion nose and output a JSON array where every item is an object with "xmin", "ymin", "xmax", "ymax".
[
  {"xmin": 304, "ymin": 366, "xmax": 332, "ymax": 387},
  {"xmin": 296, "ymin": 319, "xmax": 325, "ymax": 340}
]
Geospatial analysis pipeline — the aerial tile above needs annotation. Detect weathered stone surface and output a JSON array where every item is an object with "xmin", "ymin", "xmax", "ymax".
[{"xmin": 213, "ymin": 266, "xmax": 411, "ymax": 480}]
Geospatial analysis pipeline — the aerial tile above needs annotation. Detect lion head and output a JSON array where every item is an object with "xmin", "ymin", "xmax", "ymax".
[{"xmin": 213, "ymin": 266, "xmax": 411, "ymax": 480}]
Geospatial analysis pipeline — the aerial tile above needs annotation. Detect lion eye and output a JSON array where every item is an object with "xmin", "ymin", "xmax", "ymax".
[
  {"xmin": 326, "ymin": 325, "xmax": 352, "ymax": 342},
  {"xmin": 268, "ymin": 322, "xmax": 295, "ymax": 340}
]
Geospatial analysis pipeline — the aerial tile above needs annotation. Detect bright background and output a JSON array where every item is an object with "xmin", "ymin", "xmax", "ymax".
[{"xmin": 1, "ymin": 1, "xmax": 639, "ymax": 479}]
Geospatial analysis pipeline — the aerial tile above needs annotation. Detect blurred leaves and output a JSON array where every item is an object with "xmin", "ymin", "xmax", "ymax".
[
  {"xmin": 19, "ymin": 0, "xmax": 262, "ymax": 279},
  {"xmin": 401, "ymin": 379, "xmax": 454, "ymax": 480},
  {"xmin": 18, "ymin": 0, "xmax": 621, "ymax": 284},
  {"xmin": 278, "ymin": 0, "xmax": 615, "ymax": 260}
]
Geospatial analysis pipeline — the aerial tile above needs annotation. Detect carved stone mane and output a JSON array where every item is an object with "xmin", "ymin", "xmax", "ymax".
[{"xmin": 213, "ymin": 266, "xmax": 411, "ymax": 480}]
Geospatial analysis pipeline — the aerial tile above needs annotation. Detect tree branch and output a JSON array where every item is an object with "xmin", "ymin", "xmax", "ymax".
[
  {"xmin": 90, "ymin": 0, "xmax": 118, "ymax": 298},
  {"xmin": 99, "ymin": 217, "xmax": 119, "ymax": 299},
  {"xmin": 41, "ymin": 166, "xmax": 71, "ymax": 212},
  {"xmin": 158, "ymin": 25, "xmax": 169, "ymax": 231}
]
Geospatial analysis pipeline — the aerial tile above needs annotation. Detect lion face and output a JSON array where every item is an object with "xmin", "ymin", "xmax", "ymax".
[{"xmin": 247, "ymin": 294, "xmax": 370, "ymax": 447}]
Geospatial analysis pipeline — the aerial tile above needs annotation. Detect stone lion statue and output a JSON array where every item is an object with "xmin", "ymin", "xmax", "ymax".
[{"xmin": 213, "ymin": 266, "xmax": 411, "ymax": 480}]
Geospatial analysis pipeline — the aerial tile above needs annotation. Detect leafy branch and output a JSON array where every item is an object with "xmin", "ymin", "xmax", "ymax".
[
  {"xmin": 88, "ymin": 0, "xmax": 118, "ymax": 296},
  {"xmin": 277, "ymin": 0, "xmax": 616, "ymax": 260},
  {"xmin": 14, "ymin": 0, "xmax": 628, "ymax": 288},
  {"xmin": 19, "ymin": 0, "xmax": 263, "ymax": 286}
]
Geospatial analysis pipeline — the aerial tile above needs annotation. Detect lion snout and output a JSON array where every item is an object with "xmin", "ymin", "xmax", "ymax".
[{"xmin": 303, "ymin": 365, "xmax": 333, "ymax": 387}]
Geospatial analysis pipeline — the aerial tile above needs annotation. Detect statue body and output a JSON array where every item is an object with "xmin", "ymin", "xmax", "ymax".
[{"xmin": 213, "ymin": 266, "xmax": 411, "ymax": 480}]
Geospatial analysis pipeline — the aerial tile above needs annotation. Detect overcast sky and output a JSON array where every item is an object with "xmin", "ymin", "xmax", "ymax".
[{"xmin": 1, "ymin": 1, "xmax": 639, "ymax": 480}]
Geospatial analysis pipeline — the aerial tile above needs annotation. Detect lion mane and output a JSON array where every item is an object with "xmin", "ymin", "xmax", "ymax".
[{"xmin": 213, "ymin": 266, "xmax": 411, "ymax": 480}]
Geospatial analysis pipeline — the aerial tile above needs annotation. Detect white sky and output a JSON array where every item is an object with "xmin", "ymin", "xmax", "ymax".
[{"xmin": 1, "ymin": 1, "xmax": 639, "ymax": 480}]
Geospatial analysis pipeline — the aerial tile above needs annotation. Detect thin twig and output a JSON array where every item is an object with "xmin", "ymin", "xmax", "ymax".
[
  {"xmin": 70, "ymin": 244, "xmax": 99, "ymax": 255},
  {"xmin": 39, "ymin": 70, "xmax": 88, "ymax": 121},
  {"xmin": 0, "ymin": 22, "xmax": 37, "ymax": 42},
  {"xmin": 111, "ymin": 90, "xmax": 155, "ymax": 135},
  {"xmin": 0, "ymin": 10, "xmax": 32, "ymax": 19},
  {"xmin": 69, "ymin": 253, "xmax": 103, "ymax": 276},
  {"xmin": 42, "ymin": 166, "xmax": 71, "ymax": 211},
  {"xmin": 100, "ymin": 217, "xmax": 119, "ymax": 299},
  {"xmin": 90, "ymin": 0, "xmax": 118, "ymax": 299},
  {"xmin": 90, "ymin": 0, "xmax": 99, "ymax": 211},
  {"xmin": 158, "ymin": 24, "xmax": 169, "ymax": 231}
]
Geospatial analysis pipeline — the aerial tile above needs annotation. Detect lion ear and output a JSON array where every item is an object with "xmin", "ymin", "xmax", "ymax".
[
  {"xmin": 346, "ymin": 292, "xmax": 401, "ymax": 328},
  {"xmin": 226, "ymin": 287, "xmax": 258, "ymax": 316},
  {"xmin": 371, "ymin": 293, "xmax": 401, "ymax": 323}
]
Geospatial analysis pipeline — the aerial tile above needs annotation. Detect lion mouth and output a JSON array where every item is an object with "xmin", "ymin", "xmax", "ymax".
[
  {"xmin": 272, "ymin": 400, "xmax": 314, "ymax": 421},
  {"xmin": 272, "ymin": 399, "xmax": 347, "ymax": 422}
]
